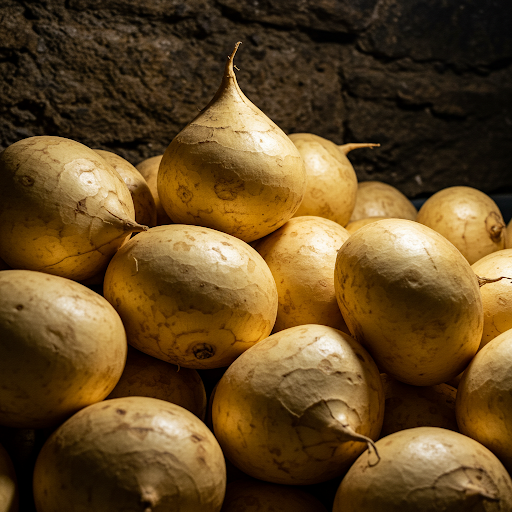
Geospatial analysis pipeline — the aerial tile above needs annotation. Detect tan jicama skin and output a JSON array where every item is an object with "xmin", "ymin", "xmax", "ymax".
[
  {"xmin": 254, "ymin": 215, "xmax": 350, "ymax": 333},
  {"xmin": 33, "ymin": 396, "xmax": 226, "ymax": 512},
  {"xmin": 0, "ymin": 270, "xmax": 127, "ymax": 429},
  {"xmin": 212, "ymin": 324, "xmax": 384, "ymax": 485},
  {"xmin": 289, "ymin": 134, "xmax": 377, "ymax": 226},
  {"xmin": 416, "ymin": 185, "xmax": 507, "ymax": 265},
  {"xmin": 456, "ymin": 329, "xmax": 512, "ymax": 473},
  {"xmin": 0, "ymin": 136, "xmax": 147, "ymax": 281},
  {"xmin": 107, "ymin": 345, "xmax": 207, "ymax": 420},
  {"xmin": 349, "ymin": 181, "xmax": 418, "ymax": 222},
  {"xmin": 136, "ymin": 154, "xmax": 170, "ymax": 226},
  {"xmin": 379, "ymin": 374, "xmax": 458, "ymax": 437},
  {"xmin": 135, "ymin": 154, "xmax": 172, "ymax": 226},
  {"xmin": 157, "ymin": 42, "xmax": 306, "ymax": 242},
  {"xmin": 94, "ymin": 149, "xmax": 157, "ymax": 228},
  {"xmin": 0, "ymin": 443, "xmax": 18, "ymax": 512},
  {"xmin": 345, "ymin": 216, "xmax": 390, "ymax": 234},
  {"xmin": 471, "ymin": 249, "xmax": 512, "ymax": 350},
  {"xmin": 220, "ymin": 479, "xmax": 328, "ymax": 512},
  {"xmin": 103, "ymin": 224, "xmax": 278, "ymax": 369},
  {"xmin": 334, "ymin": 219, "xmax": 483, "ymax": 386},
  {"xmin": 333, "ymin": 426, "xmax": 512, "ymax": 512}
]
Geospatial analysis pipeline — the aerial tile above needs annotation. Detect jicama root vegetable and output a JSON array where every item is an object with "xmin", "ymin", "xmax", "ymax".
[
  {"xmin": 0, "ymin": 136, "xmax": 147, "ymax": 281},
  {"xmin": 289, "ymin": 133, "xmax": 379, "ymax": 226},
  {"xmin": 416, "ymin": 185, "xmax": 507, "ymax": 264},
  {"xmin": 349, "ymin": 181, "xmax": 417, "ymax": 222},
  {"xmin": 335, "ymin": 218, "xmax": 483, "ymax": 386},
  {"xmin": 333, "ymin": 426, "xmax": 512, "ymax": 511},
  {"xmin": 157, "ymin": 42, "xmax": 306, "ymax": 242},
  {"xmin": 33, "ymin": 397, "xmax": 226, "ymax": 512},
  {"xmin": 212, "ymin": 324, "xmax": 384, "ymax": 485}
]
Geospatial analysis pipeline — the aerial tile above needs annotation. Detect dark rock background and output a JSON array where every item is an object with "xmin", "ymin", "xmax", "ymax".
[{"xmin": 1, "ymin": 0, "xmax": 511, "ymax": 199}]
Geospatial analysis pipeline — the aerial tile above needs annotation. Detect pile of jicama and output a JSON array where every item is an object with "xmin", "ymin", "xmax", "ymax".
[{"xmin": 0, "ymin": 42, "xmax": 511, "ymax": 512}]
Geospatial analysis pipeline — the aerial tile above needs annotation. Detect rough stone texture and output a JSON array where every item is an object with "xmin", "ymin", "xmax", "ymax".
[{"xmin": 1, "ymin": 0, "xmax": 512, "ymax": 199}]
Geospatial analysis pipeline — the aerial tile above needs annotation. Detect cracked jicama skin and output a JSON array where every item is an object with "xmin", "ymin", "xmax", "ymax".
[
  {"xmin": 335, "ymin": 218, "xmax": 483, "ymax": 386},
  {"xmin": 289, "ymin": 134, "xmax": 375, "ymax": 227},
  {"xmin": 416, "ymin": 185, "xmax": 507, "ymax": 265},
  {"xmin": 157, "ymin": 42, "xmax": 306, "ymax": 243},
  {"xmin": 103, "ymin": 224, "xmax": 278, "ymax": 369},
  {"xmin": 212, "ymin": 324, "xmax": 384, "ymax": 485},
  {"xmin": 333, "ymin": 427, "xmax": 512, "ymax": 512},
  {"xmin": 33, "ymin": 396, "xmax": 226, "ymax": 512},
  {"xmin": 0, "ymin": 270, "xmax": 127, "ymax": 429},
  {"xmin": 471, "ymin": 249, "xmax": 512, "ymax": 350},
  {"xmin": 456, "ymin": 329, "xmax": 512, "ymax": 474},
  {"xmin": 254, "ymin": 215, "xmax": 350, "ymax": 334},
  {"xmin": 0, "ymin": 136, "xmax": 147, "ymax": 281}
]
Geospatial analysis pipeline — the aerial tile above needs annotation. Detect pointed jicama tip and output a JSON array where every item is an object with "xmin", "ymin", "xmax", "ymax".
[
  {"xmin": 226, "ymin": 41, "xmax": 243, "ymax": 78},
  {"xmin": 123, "ymin": 219, "xmax": 149, "ymax": 234},
  {"xmin": 339, "ymin": 142, "xmax": 380, "ymax": 155}
]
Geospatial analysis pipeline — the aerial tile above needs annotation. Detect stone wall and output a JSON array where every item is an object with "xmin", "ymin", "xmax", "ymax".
[{"xmin": 1, "ymin": 0, "xmax": 511, "ymax": 198}]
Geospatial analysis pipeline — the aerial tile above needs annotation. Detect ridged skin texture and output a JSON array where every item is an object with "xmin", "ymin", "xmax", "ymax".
[
  {"xmin": 416, "ymin": 186, "xmax": 507, "ymax": 265},
  {"xmin": 0, "ymin": 136, "xmax": 141, "ymax": 281},
  {"xmin": 104, "ymin": 224, "xmax": 278, "ymax": 369},
  {"xmin": 33, "ymin": 396, "xmax": 226, "ymax": 512},
  {"xmin": 0, "ymin": 270, "xmax": 127, "ymax": 428},
  {"xmin": 471, "ymin": 249, "xmax": 512, "ymax": 349},
  {"xmin": 333, "ymin": 427, "xmax": 512, "ymax": 512},
  {"xmin": 157, "ymin": 46, "xmax": 306, "ymax": 242},
  {"xmin": 349, "ymin": 181, "xmax": 418, "ymax": 222},
  {"xmin": 288, "ymin": 133, "xmax": 358, "ymax": 226},
  {"xmin": 335, "ymin": 219, "xmax": 483, "ymax": 386},
  {"xmin": 212, "ymin": 324, "xmax": 384, "ymax": 485},
  {"xmin": 255, "ymin": 215, "xmax": 350, "ymax": 333},
  {"xmin": 107, "ymin": 346, "xmax": 207, "ymax": 421},
  {"xmin": 456, "ymin": 329, "xmax": 512, "ymax": 473}
]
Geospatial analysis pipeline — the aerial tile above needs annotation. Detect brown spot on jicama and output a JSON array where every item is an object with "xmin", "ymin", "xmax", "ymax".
[
  {"xmin": 214, "ymin": 178, "xmax": 245, "ymax": 201},
  {"xmin": 177, "ymin": 185, "xmax": 193, "ymax": 203},
  {"xmin": 173, "ymin": 241, "xmax": 192, "ymax": 252}
]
